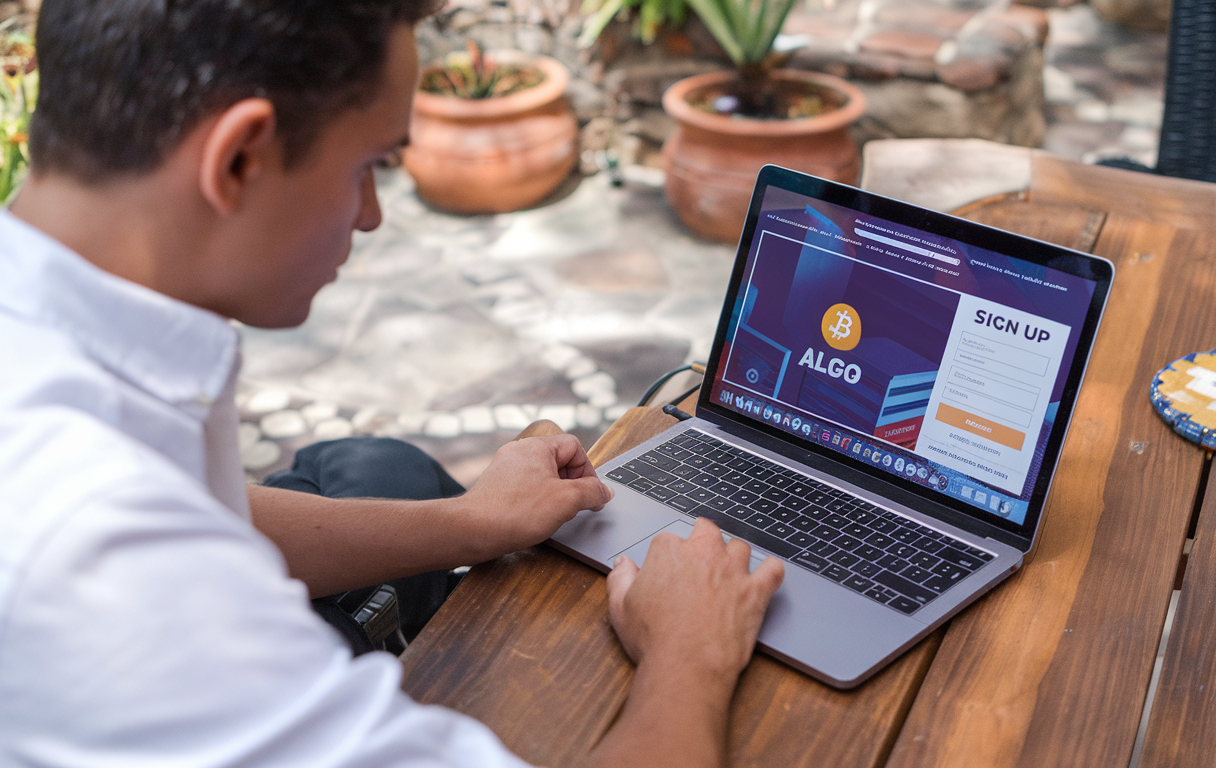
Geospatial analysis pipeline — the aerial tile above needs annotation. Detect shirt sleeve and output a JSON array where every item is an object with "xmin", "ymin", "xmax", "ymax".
[{"xmin": 0, "ymin": 440, "xmax": 537, "ymax": 768}]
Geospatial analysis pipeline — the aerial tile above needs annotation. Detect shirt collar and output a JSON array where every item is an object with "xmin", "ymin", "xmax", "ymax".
[{"xmin": 0, "ymin": 209, "xmax": 239, "ymax": 411}]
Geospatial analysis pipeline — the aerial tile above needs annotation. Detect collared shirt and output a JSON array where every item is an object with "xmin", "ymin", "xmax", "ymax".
[{"xmin": 0, "ymin": 210, "xmax": 532, "ymax": 767}]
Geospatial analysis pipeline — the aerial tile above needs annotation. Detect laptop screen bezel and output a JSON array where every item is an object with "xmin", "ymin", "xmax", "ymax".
[{"xmin": 696, "ymin": 164, "xmax": 1114, "ymax": 543}]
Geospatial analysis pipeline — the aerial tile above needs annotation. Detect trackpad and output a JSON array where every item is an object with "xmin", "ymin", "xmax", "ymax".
[
  {"xmin": 617, "ymin": 520, "xmax": 770, "ymax": 573},
  {"xmin": 550, "ymin": 498, "xmax": 682, "ymax": 568}
]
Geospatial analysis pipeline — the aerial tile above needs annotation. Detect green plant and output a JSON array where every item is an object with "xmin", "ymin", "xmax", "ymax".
[
  {"xmin": 581, "ymin": 0, "xmax": 832, "ymax": 114},
  {"xmin": 0, "ymin": 21, "xmax": 35, "ymax": 205},
  {"xmin": 419, "ymin": 40, "xmax": 545, "ymax": 99}
]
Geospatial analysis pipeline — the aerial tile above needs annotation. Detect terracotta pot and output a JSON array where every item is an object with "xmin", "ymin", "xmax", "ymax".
[
  {"xmin": 662, "ymin": 70, "xmax": 867, "ymax": 243},
  {"xmin": 403, "ymin": 54, "xmax": 578, "ymax": 214}
]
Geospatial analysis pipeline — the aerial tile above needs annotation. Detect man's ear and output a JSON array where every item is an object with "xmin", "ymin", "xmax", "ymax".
[{"xmin": 198, "ymin": 98, "xmax": 278, "ymax": 216}]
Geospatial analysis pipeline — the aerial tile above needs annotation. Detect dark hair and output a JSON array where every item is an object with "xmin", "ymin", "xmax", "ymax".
[{"xmin": 29, "ymin": 0, "xmax": 440, "ymax": 182}]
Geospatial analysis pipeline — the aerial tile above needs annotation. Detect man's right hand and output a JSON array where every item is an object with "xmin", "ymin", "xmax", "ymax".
[
  {"xmin": 581, "ymin": 518, "xmax": 784, "ymax": 768},
  {"xmin": 606, "ymin": 517, "xmax": 785, "ymax": 679}
]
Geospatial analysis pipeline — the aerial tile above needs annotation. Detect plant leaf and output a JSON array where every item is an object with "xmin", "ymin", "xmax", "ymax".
[
  {"xmin": 578, "ymin": 0, "xmax": 627, "ymax": 47},
  {"xmin": 683, "ymin": 0, "xmax": 744, "ymax": 64}
]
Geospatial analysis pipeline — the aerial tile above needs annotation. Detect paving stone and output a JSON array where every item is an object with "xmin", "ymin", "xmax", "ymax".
[
  {"xmin": 242, "ymin": 440, "xmax": 282, "ymax": 471},
  {"xmin": 260, "ymin": 410, "xmax": 307, "ymax": 439},
  {"xmin": 246, "ymin": 389, "xmax": 292, "ymax": 414},
  {"xmin": 238, "ymin": 423, "xmax": 261, "ymax": 452},
  {"xmin": 313, "ymin": 418, "xmax": 355, "ymax": 441}
]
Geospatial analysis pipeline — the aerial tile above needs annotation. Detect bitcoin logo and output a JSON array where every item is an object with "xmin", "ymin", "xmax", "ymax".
[{"xmin": 820, "ymin": 303, "xmax": 861, "ymax": 351}]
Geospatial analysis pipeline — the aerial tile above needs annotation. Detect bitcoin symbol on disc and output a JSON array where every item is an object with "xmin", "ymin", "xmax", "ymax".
[
  {"xmin": 829, "ymin": 311, "xmax": 853, "ymax": 340},
  {"xmin": 820, "ymin": 303, "xmax": 861, "ymax": 351}
]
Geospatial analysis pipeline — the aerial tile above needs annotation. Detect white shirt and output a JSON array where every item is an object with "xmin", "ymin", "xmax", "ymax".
[{"xmin": 0, "ymin": 210, "xmax": 532, "ymax": 768}]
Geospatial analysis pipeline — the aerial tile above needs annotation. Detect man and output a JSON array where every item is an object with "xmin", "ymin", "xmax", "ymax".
[{"xmin": 0, "ymin": 2, "xmax": 784, "ymax": 766}]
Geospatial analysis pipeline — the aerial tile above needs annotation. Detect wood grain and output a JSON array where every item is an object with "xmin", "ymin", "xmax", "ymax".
[
  {"xmin": 886, "ymin": 214, "xmax": 1216, "ymax": 767},
  {"xmin": 1030, "ymin": 152, "xmax": 1216, "ymax": 231},
  {"xmin": 1128, "ymin": 250, "xmax": 1216, "ymax": 768},
  {"xmin": 955, "ymin": 197, "xmax": 1106, "ymax": 253}
]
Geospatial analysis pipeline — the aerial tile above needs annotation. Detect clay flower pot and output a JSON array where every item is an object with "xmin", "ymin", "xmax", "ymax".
[
  {"xmin": 404, "ymin": 54, "xmax": 578, "ymax": 214},
  {"xmin": 662, "ymin": 70, "xmax": 867, "ymax": 243}
]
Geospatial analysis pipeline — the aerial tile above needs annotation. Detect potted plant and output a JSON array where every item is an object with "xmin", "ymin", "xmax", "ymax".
[
  {"xmin": 0, "ymin": 21, "xmax": 36, "ymax": 205},
  {"xmin": 403, "ymin": 41, "xmax": 579, "ymax": 215},
  {"xmin": 581, "ymin": 0, "xmax": 866, "ymax": 242}
]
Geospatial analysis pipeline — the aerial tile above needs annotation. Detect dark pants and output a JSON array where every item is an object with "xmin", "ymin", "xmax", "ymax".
[{"xmin": 264, "ymin": 437, "xmax": 465, "ymax": 642}]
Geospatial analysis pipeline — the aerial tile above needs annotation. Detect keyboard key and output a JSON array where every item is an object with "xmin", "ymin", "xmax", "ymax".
[
  {"xmin": 865, "ymin": 532, "xmax": 896, "ymax": 549},
  {"xmin": 901, "ymin": 565, "xmax": 933, "ymax": 583},
  {"xmin": 790, "ymin": 516, "xmax": 815, "ymax": 532},
  {"xmin": 704, "ymin": 464, "xmax": 731, "ymax": 477},
  {"xmin": 851, "ymin": 509, "xmax": 876, "ymax": 525},
  {"xmin": 741, "ymin": 480, "xmax": 767, "ymax": 494},
  {"xmin": 892, "ymin": 527, "xmax": 921, "ymax": 543},
  {"xmin": 686, "ymin": 456, "xmax": 711, "ymax": 469},
  {"xmin": 808, "ymin": 540, "xmax": 838, "ymax": 558},
  {"xmin": 824, "ymin": 514, "xmax": 849, "ymax": 529},
  {"xmin": 923, "ymin": 575, "xmax": 952, "ymax": 593},
  {"xmin": 832, "ymin": 534, "xmax": 862, "ymax": 551},
  {"xmin": 829, "ymin": 550, "xmax": 860, "ymax": 568},
  {"xmin": 807, "ymin": 523, "xmax": 836, "ymax": 540},
  {"xmin": 769, "ymin": 476, "xmax": 795, "ymax": 489},
  {"xmin": 753, "ymin": 499, "xmax": 780, "ymax": 514},
  {"xmin": 606, "ymin": 468, "xmax": 638, "ymax": 484},
  {"xmin": 767, "ymin": 522, "xmax": 795, "ymax": 538},
  {"xmin": 706, "ymin": 496, "xmax": 735, "ymax": 511},
  {"xmin": 691, "ymin": 472, "xmax": 716, "ymax": 486},
  {"xmin": 667, "ymin": 480, "xmax": 694, "ymax": 494},
  {"xmin": 709, "ymin": 481, "xmax": 735, "ymax": 496},
  {"xmin": 794, "ymin": 552, "xmax": 828, "ymax": 572},
  {"xmin": 637, "ymin": 467, "xmax": 676, "ymax": 485},
  {"xmin": 729, "ymin": 489, "xmax": 759, "ymax": 505},
  {"xmin": 782, "ymin": 497, "xmax": 810, "ymax": 511},
  {"xmin": 671, "ymin": 464, "xmax": 700, "ymax": 478},
  {"xmin": 668, "ymin": 495, "xmax": 697, "ymax": 512},
  {"xmin": 686, "ymin": 488, "xmax": 714, "ymax": 503},
  {"xmin": 888, "ymin": 544, "xmax": 917, "ymax": 560},
  {"xmin": 786, "ymin": 483, "xmax": 813, "ymax": 497},
  {"xmin": 842, "ymin": 523, "xmax": 869, "ymax": 538},
  {"xmin": 877, "ymin": 554, "xmax": 909, "ymax": 572},
  {"xmin": 726, "ymin": 458, "xmax": 753, "ymax": 471},
  {"xmin": 918, "ymin": 538, "xmax": 946, "ymax": 554},
  {"xmin": 852, "ymin": 561, "xmax": 882, "ymax": 578},
  {"xmin": 770, "ymin": 508, "xmax": 795, "ymax": 522},
  {"xmin": 762, "ymin": 489, "xmax": 790, "ymax": 503},
  {"xmin": 864, "ymin": 587, "xmax": 892, "ymax": 603},
  {"xmin": 745, "ymin": 512, "xmax": 775, "ymax": 529},
  {"xmin": 869, "ymin": 518, "xmax": 898, "ymax": 534},
  {"xmin": 888, "ymin": 596, "xmax": 921, "ymax": 614},
  {"xmin": 788, "ymin": 532, "xmax": 813, "ymax": 548},
  {"xmin": 644, "ymin": 486, "xmax": 675, "ymax": 502},
  {"xmin": 930, "ymin": 561, "xmax": 968, "ymax": 582},
  {"xmin": 805, "ymin": 506, "xmax": 830, "ymax": 521},
  {"xmin": 723, "ymin": 471, "xmax": 748, "ymax": 485},
  {"xmin": 937, "ymin": 547, "xmax": 983, "ymax": 571},
  {"xmin": 855, "ymin": 544, "xmax": 884, "ymax": 562},
  {"xmin": 873, "ymin": 570, "xmax": 935, "ymax": 604},
  {"xmin": 822, "ymin": 564, "xmax": 850, "ymax": 582},
  {"xmin": 843, "ymin": 574, "xmax": 873, "ymax": 593},
  {"xmin": 966, "ymin": 546, "xmax": 995, "ymax": 562},
  {"xmin": 628, "ymin": 478, "xmax": 656, "ymax": 493},
  {"xmin": 908, "ymin": 553, "xmax": 941, "ymax": 570}
]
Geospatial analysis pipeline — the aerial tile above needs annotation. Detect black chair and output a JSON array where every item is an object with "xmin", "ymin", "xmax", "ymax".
[{"xmin": 1099, "ymin": 0, "xmax": 1216, "ymax": 183}]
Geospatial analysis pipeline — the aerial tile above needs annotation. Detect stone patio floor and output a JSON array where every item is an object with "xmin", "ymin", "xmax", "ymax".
[{"xmin": 236, "ymin": 4, "xmax": 1167, "ymax": 488}]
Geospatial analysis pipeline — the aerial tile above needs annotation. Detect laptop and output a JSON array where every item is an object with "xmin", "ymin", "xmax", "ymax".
[{"xmin": 550, "ymin": 165, "xmax": 1114, "ymax": 688}]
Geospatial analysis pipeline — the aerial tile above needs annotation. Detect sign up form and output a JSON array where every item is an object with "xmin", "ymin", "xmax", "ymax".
[{"xmin": 916, "ymin": 295, "xmax": 1071, "ymax": 496}]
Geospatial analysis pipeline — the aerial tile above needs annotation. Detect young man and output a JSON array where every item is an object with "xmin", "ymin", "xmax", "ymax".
[{"xmin": 0, "ymin": 2, "xmax": 784, "ymax": 766}]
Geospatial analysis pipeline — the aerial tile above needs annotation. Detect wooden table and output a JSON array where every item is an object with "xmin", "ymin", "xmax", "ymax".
[{"xmin": 399, "ymin": 155, "xmax": 1216, "ymax": 768}]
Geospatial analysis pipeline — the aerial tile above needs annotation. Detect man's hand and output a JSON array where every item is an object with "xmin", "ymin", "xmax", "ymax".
[
  {"xmin": 606, "ymin": 518, "xmax": 784, "ymax": 678},
  {"xmin": 459, "ymin": 434, "xmax": 614, "ymax": 558},
  {"xmin": 580, "ymin": 518, "xmax": 784, "ymax": 768}
]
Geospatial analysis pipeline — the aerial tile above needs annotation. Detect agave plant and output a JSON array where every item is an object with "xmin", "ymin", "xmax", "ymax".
[
  {"xmin": 0, "ymin": 21, "xmax": 36, "ymax": 205},
  {"xmin": 581, "ymin": 0, "xmax": 827, "ymax": 114},
  {"xmin": 419, "ymin": 40, "xmax": 545, "ymax": 99}
]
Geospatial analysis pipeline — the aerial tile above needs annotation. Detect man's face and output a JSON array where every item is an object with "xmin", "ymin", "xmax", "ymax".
[{"xmin": 224, "ymin": 25, "xmax": 418, "ymax": 328}]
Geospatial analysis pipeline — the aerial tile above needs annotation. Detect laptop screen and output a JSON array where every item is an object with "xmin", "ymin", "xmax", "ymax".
[{"xmin": 701, "ymin": 167, "xmax": 1112, "ymax": 540}]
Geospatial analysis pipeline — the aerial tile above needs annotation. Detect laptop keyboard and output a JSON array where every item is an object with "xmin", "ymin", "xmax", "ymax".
[{"xmin": 604, "ymin": 430, "xmax": 994, "ymax": 615}]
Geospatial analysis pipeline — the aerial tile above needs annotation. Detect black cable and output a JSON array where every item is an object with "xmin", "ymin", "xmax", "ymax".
[
  {"xmin": 667, "ymin": 382, "xmax": 702, "ymax": 408},
  {"xmin": 637, "ymin": 365, "xmax": 691, "ymax": 407}
]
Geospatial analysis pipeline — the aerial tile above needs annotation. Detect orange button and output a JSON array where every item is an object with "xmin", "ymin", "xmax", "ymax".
[{"xmin": 935, "ymin": 403, "xmax": 1026, "ymax": 451}]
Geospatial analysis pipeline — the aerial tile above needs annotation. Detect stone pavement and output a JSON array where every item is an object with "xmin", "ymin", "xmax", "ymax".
[
  {"xmin": 236, "ymin": 3, "xmax": 1167, "ymax": 489},
  {"xmin": 237, "ymin": 170, "xmax": 730, "ymax": 487}
]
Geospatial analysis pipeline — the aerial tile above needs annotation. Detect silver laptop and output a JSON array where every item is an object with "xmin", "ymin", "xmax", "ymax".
[{"xmin": 551, "ymin": 165, "xmax": 1114, "ymax": 688}]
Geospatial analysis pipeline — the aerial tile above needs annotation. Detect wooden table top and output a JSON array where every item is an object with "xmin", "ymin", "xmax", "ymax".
[{"xmin": 398, "ymin": 154, "xmax": 1216, "ymax": 768}]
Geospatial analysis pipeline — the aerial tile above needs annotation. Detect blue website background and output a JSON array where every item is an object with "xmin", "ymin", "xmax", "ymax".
[{"xmin": 709, "ymin": 186, "xmax": 1098, "ymax": 525}]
